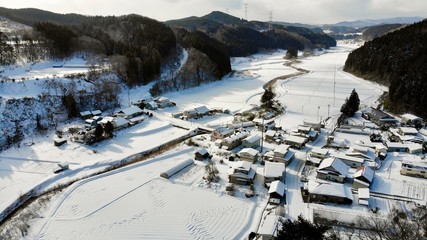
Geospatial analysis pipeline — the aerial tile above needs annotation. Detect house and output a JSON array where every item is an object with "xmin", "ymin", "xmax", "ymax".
[
  {"xmin": 272, "ymin": 145, "xmax": 294, "ymax": 165},
  {"xmin": 297, "ymin": 125, "xmax": 312, "ymax": 134},
  {"xmin": 129, "ymin": 115, "xmax": 146, "ymax": 125},
  {"xmin": 237, "ymin": 148, "xmax": 259, "ymax": 163},
  {"xmin": 221, "ymin": 132, "xmax": 249, "ymax": 150},
  {"xmin": 262, "ymin": 151, "xmax": 274, "ymax": 162},
  {"xmin": 154, "ymin": 96, "xmax": 175, "ymax": 108},
  {"xmin": 284, "ymin": 135, "xmax": 307, "ymax": 149},
  {"xmin": 268, "ymin": 180, "xmax": 286, "ymax": 204},
  {"xmin": 99, "ymin": 116, "xmax": 129, "ymax": 130},
  {"xmin": 265, "ymin": 130, "xmax": 276, "ymax": 143},
  {"xmin": 407, "ymin": 144, "xmax": 423, "ymax": 154},
  {"xmin": 242, "ymin": 134, "xmax": 262, "ymax": 149},
  {"xmin": 353, "ymin": 166, "xmax": 374, "ymax": 189},
  {"xmin": 401, "ymin": 113, "xmax": 423, "ymax": 127},
  {"xmin": 211, "ymin": 127, "xmax": 234, "ymax": 141},
  {"xmin": 311, "ymin": 147, "xmax": 329, "ymax": 159},
  {"xmin": 85, "ymin": 116, "xmax": 103, "ymax": 129},
  {"xmin": 257, "ymin": 215, "xmax": 279, "ymax": 240},
  {"xmin": 116, "ymin": 106, "xmax": 144, "ymax": 119},
  {"xmin": 264, "ymin": 161, "xmax": 285, "ymax": 186},
  {"xmin": 352, "ymin": 145, "xmax": 369, "ymax": 154},
  {"xmin": 335, "ymin": 153, "xmax": 365, "ymax": 168},
  {"xmin": 228, "ymin": 161, "xmax": 257, "ymax": 185},
  {"xmin": 401, "ymin": 159, "xmax": 427, "ymax": 179},
  {"xmin": 386, "ymin": 142, "xmax": 409, "ymax": 152},
  {"xmin": 398, "ymin": 127, "xmax": 419, "ymax": 136},
  {"xmin": 227, "ymin": 121, "xmax": 256, "ymax": 129},
  {"xmin": 362, "ymin": 107, "xmax": 398, "ymax": 127},
  {"xmin": 194, "ymin": 148, "xmax": 210, "ymax": 161},
  {"xmin": 358, "ymin": 188, "xmax": 370, "ymax": 206},
  {"xmin": 303, "ymin": 120, "xmax": 324, "ymax": 131},
  {"xmin": 145, "ymin": 101, "xmax": 158, "ymax": 110},
  {"xmin": 306, "ymin": 180, "xmax": 353, "ymax": 205},
  {"xmin": 183, "ymin": 106, "xmax": 210, "ymax": 119},
  {"xmin": 317, "ymin": 157, "xmax": 350, "ymax": 183}
]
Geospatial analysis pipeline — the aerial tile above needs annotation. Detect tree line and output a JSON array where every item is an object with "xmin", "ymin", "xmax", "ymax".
[{"xmin": 344, "ymin": 19, "xmax": 427, "ymax": 118}]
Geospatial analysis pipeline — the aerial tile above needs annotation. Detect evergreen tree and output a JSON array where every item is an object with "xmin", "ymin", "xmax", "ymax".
[
  {"xmin": 103, "ymin": 121, "xmax": 114, "ymax": 138},
  {"xmin": 94, "ymin": 124, "xmax": 104, "ymax": 140},
  {"xmin": 340, "ymin": 89, "xmax": 360, "ymax": 117},
  {"xmin": 276, "ymin": 215, "xmax": 330, "ymax": 240},
  {"xmin": 261, "ymin": 87, "xmax": 275, "ymax": 109}
]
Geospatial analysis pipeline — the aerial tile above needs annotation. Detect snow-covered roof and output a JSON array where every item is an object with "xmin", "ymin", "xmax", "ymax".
[
  {"xmin": 99, "ymin": 116, "xmax": 114, "ymax": 124},
  {"xmin": 264, "ymin": 161, "xmax": 285, "ymax": 178},
  {"xmin": 257, "ymin": 215, "xmax": 279, "ymax": 237},
  {"xmin": 223, "ymin": 132, "xmax": 249, "ymax": 144},
  {"xmin": 265, "ymin": 130, "xmax": 276, "ymax": 137},
  {"xmin": 354, "ymin": 166, "xmax": 374, "ymax": 183},
  {"xmin": 238, "ymin": 148, "xmax": 259, "ymax": 157},
  {"xmin": 80, "ymin": 111, "xmax": 91, "ymax": 117},
  {"xmin": 196, "ymin": 148, "xmax": 209, "ymax": 156},
  {"xmin": 402, "ymin": 159, "xmax": 427, "ymax": 169},
  {"xmin": 91, "ymin": 110, "xmax": 102, "ymax": 116},
  {"xmin": 285, "ymin": 135, "xmax": 306, "ymax": 144},
  {"xmin": 194, "ymin": 106, "xmax": 210, "ymax": 114},
  {"xmin": 114, "ymin": 117, "xmax": 130, "ymax": 127},
  {"xmin": 407, "ymin": 143, "xmax": 423, "ymax": 152},
  {"xmin": 215, "ymin": 127, "xmax": 234, "ymax": 136},
  {"xmin": 268, "ymin": 180, "xmax": 285, "ymax": 197},
  {"xmin": 386, "ymin": 142, "xmax": 409, "ymax": 149},
  {"xmin": 146, "ymin": 101, "xmax": 158, "ymax": 108},
  {"xmin": 402, "ymin": 113, "xmax": 422, "ymax": 121},
  {"xmin": 298, "ymin": 125, "xmax": 311, "ymax": 132},
  {"xmin": 309, "ymin": 181, "xmax": 353, "ymax": 200},
  {"xmin": 155, "ymin": 96, "xmax": 170, "ymax": 102},
  {"xmin": 117, "ymin": 106, "xmax": 143, "ymax": 116},
  {"xmin": 358, "ymin": 188, "xmax": 370, "ymax": 199},
  {"xmin": 233, "ymin": 161, "xmax": 252, "ymax": 171},
  {"xmin": 160, "ymin": 159, "xmax": 194, "ymax": 179},
  {"xmin": 312, "ymin": 147, "xmax": 328, "ymax": 156},
  {"xmin": 352, "ymin": 145, "xmax": 368, "ymax": 154},
  {"xmin": 419, "ymin": 128, "xmax": 427, "ymax": 137},
  {"xmin": 335, "ymin": 153, "xmax": 365, "ymax": 164},
  {"xmin": 399, "ymin": 127, "xmax": 419, "ymax": 135},
  {"xmin": 318, "ymin": 157, "xmax": 350, "ymax": 176},
  {"xmin": 243, "ymin": 134, "xmax": 261, "ymax": 144},
  {"xmin": 274, "ymin": 144, "xmax": 290, "ymax": 155}
]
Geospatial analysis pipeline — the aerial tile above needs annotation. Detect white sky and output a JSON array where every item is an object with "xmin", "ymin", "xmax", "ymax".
[{"xmin": 0, "ymin": 0, "xmax": 425, "ymax": 24}]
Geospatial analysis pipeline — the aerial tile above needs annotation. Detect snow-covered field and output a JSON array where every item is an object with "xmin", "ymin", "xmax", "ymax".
[
  {"xmin": 29, "ymin": 145, "xmax": 255, "ymax": 239},
  {"xmin": 2, "ymin": 42, "xmax": 406, "ymax": 238}
]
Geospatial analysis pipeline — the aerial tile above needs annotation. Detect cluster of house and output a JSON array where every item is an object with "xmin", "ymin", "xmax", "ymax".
[
  {"xmin": 172, "ymin": 106, "xmax": 229, "ymax": 120},
  {"xmin": 134, "ymin": 96, "xmax": 176, "ymax": 110},
  {"xmin": 301, "ymin": 109, "xmax": 427, "ymax": 206},
  {"xmin": 303, "ymin": 145, "xmax": 377, "ymax": 206},
  {"xmin": 72, "ymin": 105, "xmax": 147, "ymax": 144}
]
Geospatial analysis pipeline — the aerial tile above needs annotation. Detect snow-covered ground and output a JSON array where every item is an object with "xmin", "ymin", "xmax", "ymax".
[{"xmin": 2, "ymin": 42, "xmax": 406, "ymax": 238}]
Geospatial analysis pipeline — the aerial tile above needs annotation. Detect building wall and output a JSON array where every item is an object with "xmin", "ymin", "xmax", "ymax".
[
  {"xmin": 401, "ymin": 168, "xmax": 427, "ymax": 179},
  {"xmin": 317, "ymin": 172, "xmax": 345, "ymax": 183}
]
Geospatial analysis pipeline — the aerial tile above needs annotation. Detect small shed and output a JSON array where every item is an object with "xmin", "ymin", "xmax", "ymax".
[
  {"xmin": 257, "ymin": 215, "xmax": 279, "ymax": 240},
  {"xmin": 264, "ymin": 161, "xmax": 285, "ymax": 186},
  {"xmin": 311, "ymin": 147, "xmax": 329, "ymax": 159},
  {"xmin": 401, "ymin": 113, "xmax": 423, "ymax": 126},
  {"xmin": 358, "ymin": 188, "xmax": 370, "ymax": 206},
  {"xmin": 353, "ymin": 166, "xmax": 374, "ymax": 189},
  {"xmin": 195, "ymin": 148, "xmax": 210, "ymax": 161},
  {"xmin": 265, "ymin": 130, "xmax": 276, "ymax": 143}
]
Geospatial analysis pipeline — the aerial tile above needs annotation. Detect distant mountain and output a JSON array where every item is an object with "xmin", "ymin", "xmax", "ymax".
[
  {"xmin": 330, "ymin": 16, "xmax": 424, "ymax": 29},
  {"xmin": 344, "ymin": 19, "xmax": 427, "ymax": 118},
  {"xmin": 361, "ymin": 24, "xmax": 404, "ymax": 41},
  {"xmin": 0, "ymin": 7, "xmax": 87, "ymax": 26},
  {"xmin": 167, "ymin": 11, "xmax": 336, "ymax": 57}
]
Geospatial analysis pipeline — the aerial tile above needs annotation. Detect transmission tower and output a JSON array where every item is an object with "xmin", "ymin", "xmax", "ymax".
[{"xmin": 268, "ymin": 11, "xmax": 273, "ymax": 30}]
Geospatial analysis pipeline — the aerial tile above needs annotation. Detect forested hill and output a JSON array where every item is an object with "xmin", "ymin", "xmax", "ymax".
[
  {"xmin": 344, "ymin": 19, "xmax": 427, "ymax": 118},
  {"xmin": 167, "ymin": 11, "xmax": 336, "ymax": 57}
]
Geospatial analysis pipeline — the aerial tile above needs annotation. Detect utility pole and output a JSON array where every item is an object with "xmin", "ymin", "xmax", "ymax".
[
  {"xmin": 317, "ymin": 106, "xmax": 320, "ymax": 121},
  {"xmin": 268, "ymin": 11, "xmax": 273, "ymax": 31},
  {"xmin": 328, "ymin": 104, "xmax": 330, "ymax": 118},
  {"xmin": 261, "ymin": 117, "xmax": 264, "ymax": 153},
  {"xmin": 333, "ymin": 65, "xmax": 336, "ymax": 107}
]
